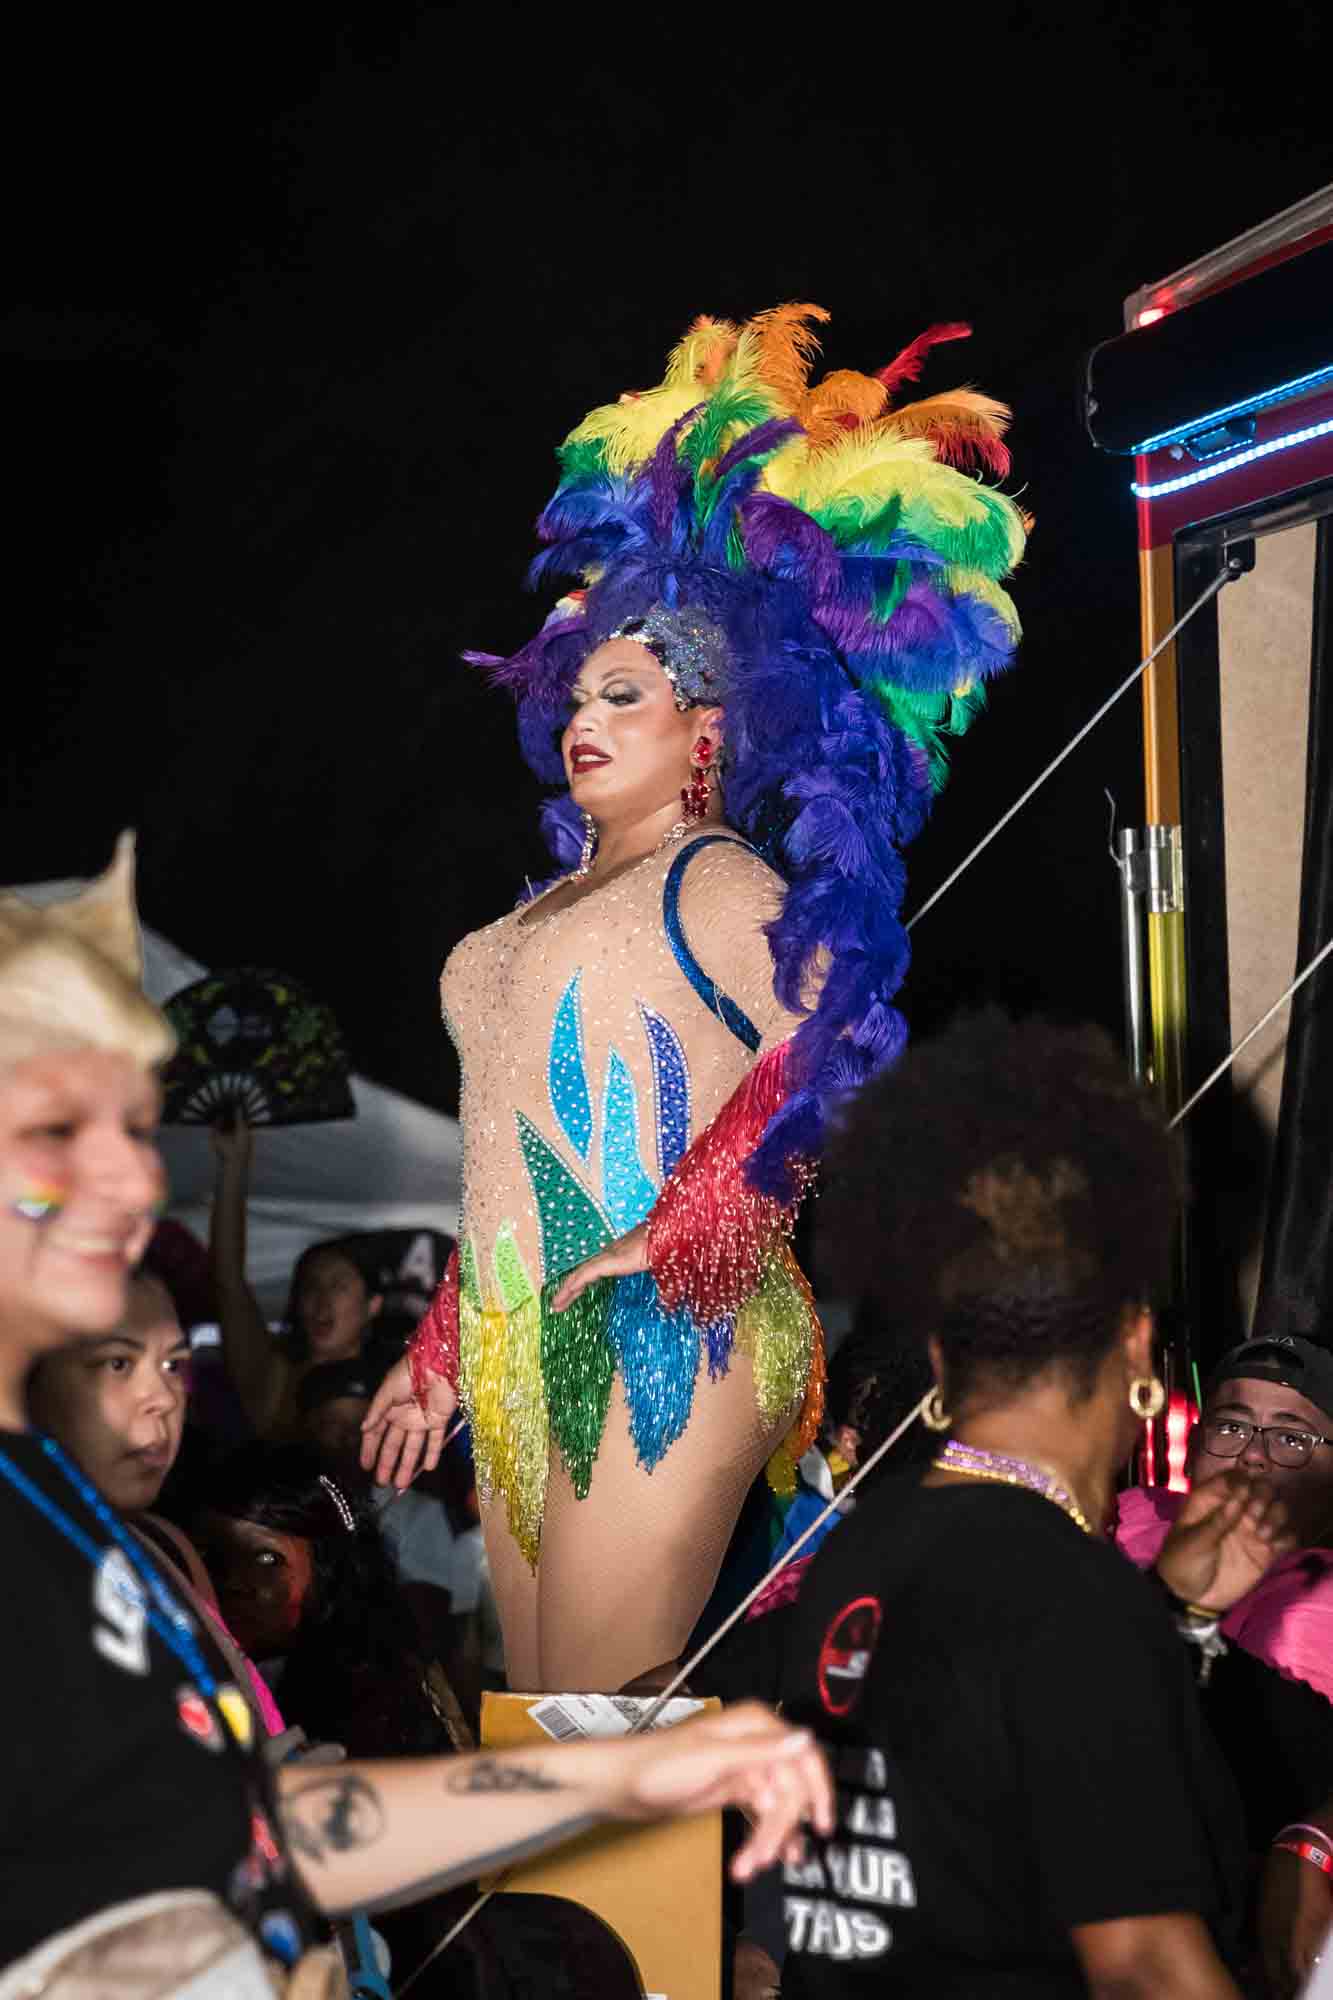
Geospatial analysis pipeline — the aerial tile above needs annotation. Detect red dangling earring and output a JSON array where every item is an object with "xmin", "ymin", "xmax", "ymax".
[{"xmin": 680, "ymin": 736, "xmax": 715, "ymax": 825}]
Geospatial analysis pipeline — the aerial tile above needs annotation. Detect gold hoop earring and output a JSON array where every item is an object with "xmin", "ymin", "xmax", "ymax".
[
  {"xmin": 922, "ymin": 1387, "xmax": 951, "ymax": 1432},
  {"xmin": 1128, "ymin": 1375, "xmax": 1166, "ymax": 1420}
]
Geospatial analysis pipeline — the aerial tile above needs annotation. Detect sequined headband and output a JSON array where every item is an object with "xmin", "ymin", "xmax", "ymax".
[
  {"xmin": 609, "ymin": 604, "xmax": 731, "ymax": 710},
  {"xmin": 318, "ymin": 1474, "xmax": 355, "ymax": 1534}
]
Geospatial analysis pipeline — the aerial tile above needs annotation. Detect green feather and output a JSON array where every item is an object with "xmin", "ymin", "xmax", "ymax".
[
  {"xmin": 864, "ymin": 677, "xmax": 988, "ymax": 790},
  {"xmin": 869, "ymin": 559, "xmax": 912, "ymax": 623},
  {"xmin": 813, "ymin": 494, "xmax": 903, "ymax": 555},
  {"xmin": 682, "ymin": 386, "xmax": 778, "ymax": 478},
  {"xmin": 555, "ymin": 436, "xmax": 611, "ymax": 481},
  {"xmin": 898, "ymin": 490, "xmax": 1020, "ymax": 579}
]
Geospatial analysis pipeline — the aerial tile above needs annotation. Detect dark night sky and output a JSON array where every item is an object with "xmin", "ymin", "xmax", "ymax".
[{"xmin": 5, "ymin": 7, "xmax": 1331, "ymax": 1116}]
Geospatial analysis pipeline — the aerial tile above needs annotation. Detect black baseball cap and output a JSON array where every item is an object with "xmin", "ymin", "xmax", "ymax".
[{"xmin": 1205, "ymin": 1336, "xmax": 1333, "ymax": 1427}]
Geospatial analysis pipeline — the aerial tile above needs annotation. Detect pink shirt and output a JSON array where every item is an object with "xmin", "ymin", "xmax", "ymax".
[{"xmin": 1115, "ymin": 1485, "xmax": 1333, "ymax": 1703}]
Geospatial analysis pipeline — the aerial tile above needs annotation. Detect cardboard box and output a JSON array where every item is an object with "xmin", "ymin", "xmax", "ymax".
[{"xmin": 480, "ymin": 1691, "xmax": 723, "ymax": 2000}]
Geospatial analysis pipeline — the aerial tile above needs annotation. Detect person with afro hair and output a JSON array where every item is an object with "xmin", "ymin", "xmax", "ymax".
[{"xmin": 774, "ymin": 1011, "xmax": 1299, "ymax": 2000}]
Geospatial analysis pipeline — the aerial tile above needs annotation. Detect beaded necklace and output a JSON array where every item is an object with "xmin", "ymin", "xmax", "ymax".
[
  {"xmin": 932, "ymin": 1438, "xmax": 1095, "ymax": 1536},
  {"xmin": 571, "ymin": 809, "xmax": 703, "ymax": 884},
  {"xmin": 0, "ymin": 1432, "xmax": 222, "ymax": 1696}
]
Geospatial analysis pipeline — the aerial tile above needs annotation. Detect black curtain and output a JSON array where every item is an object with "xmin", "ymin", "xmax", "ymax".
[{"xmin": 1254, "ymin": 517, "xmax": 1333, "ymax": 1340}]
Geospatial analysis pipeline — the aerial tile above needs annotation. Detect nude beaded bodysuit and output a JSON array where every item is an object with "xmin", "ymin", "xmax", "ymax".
[{"xmin": 440, "ymin": 832, "xmax": 825, "ymax": 1565}]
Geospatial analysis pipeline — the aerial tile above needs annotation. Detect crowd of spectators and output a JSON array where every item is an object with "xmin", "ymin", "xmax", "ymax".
[{"xmin": 8, "ymin": 977, "xmax": 1333, "ymax": 1997}]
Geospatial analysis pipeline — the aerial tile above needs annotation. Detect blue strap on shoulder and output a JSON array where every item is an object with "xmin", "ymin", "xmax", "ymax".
[{"xmin": 662, "ymin": 835, "xmax": 763, "ymax": 1053}]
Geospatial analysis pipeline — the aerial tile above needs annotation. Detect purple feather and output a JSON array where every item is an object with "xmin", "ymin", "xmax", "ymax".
[
  {"xmin": 741, "ymin": 493, "xmax": 842, "ymax": 596},
  {"xmin": 709, "ymin": 417, "xmax": 802, "ymax": 483},
  {"xmin": 459, "ymin": 400, "xmax": 1021, "ymax": 1192}
]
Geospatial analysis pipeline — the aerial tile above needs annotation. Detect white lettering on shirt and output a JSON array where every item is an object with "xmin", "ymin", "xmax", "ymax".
[
  {"xmin": 864, "ymin": 1748, "xmax": 889, "ymax": 1791},
  {"xmin": 91, "ymin": 1547, "xmax": 149, "ymax": 1676},
  {"xmin": 785, "ymin": 1895, "xmax": 892, "ymax": 1961},
  {"xmin": 785, "ymin": 1751, "xmax": 912, "ymax": 1964},
  {"xmin": 848, "ymin": 1792, "xmax": 897, "ymax": 1839}
]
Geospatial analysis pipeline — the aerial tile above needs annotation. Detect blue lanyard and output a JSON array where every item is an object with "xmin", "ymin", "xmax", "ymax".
[{"xmin": 0, "ymin": 1433, "xmax": 219, "ymax": 1696}]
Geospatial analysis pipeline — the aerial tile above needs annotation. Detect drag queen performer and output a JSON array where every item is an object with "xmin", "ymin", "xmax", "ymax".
[{"xmin": 364, "ymin": 305, "xmax": 1028, "ymax": 1690}]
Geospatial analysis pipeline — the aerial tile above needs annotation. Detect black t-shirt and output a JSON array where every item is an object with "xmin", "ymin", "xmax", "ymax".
[
  {"xmin": 0, "ymin": 1429, "xmax": 316, "ymax": 1969},
  {"xmin": 778, "ymin": 1475, "xmax": 1249, "ymax": 1999}
]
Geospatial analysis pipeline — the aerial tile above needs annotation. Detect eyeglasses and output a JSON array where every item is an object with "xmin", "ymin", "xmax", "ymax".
[{"xmin": 1201, "ymin": 1417, "xmax": 1333, "ymax": 1470}]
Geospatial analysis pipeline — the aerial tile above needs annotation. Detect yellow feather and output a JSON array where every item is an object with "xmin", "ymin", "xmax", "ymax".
[
  {"xmin": 773, "ymin": 435, "xmax": 1025, "ymax": 566},
  {"xmin": 663, "ymin": 315, "xmax": 740, "ymax": 389},
  {"xmin": 764, "ymin": 430, "xmax": 936, "ymax": 506},
  {"xmin": 565, "ymin": 383, "xmax": 712, "ymax": 477}
]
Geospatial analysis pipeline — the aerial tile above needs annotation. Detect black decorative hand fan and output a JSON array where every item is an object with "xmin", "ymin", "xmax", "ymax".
[{"xmin": 161, "ymin": 968, "xmax": 356, "ymax": 1127}]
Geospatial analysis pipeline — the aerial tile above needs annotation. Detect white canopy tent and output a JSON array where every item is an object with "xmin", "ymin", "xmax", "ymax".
[{"xmin": 14, "ymin": 879, "xmax": 461, "ymax": 1318}]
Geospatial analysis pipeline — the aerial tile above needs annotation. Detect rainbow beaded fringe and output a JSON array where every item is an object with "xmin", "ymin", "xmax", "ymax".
[
  {"xmin": 410, "ymin": 1012, "xmax": 824, "ymax": 1565},
  {"xmin": 435, "ymin": 1233, "xmax": 822, "ymax": 1567}
]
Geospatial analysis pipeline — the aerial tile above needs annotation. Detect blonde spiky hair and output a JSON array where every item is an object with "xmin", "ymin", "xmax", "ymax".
[{"xmin": 0, "ymin": 834, "xmax": 174, "ymax": 1073}]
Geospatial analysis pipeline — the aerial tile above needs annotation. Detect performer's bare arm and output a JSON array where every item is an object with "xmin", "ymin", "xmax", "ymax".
[
  {"xmin": 277, "ymin": 1703, "xmax": 834, "ymax": 1915},
  {"xmin": 210, "ymin": 1117, "xmax": 287, "ymax": 1434}
]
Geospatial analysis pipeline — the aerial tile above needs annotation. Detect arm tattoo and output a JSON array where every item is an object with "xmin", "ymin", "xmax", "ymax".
[
  {"xmin": 447, "ymin": 1755, "xmax": 562, "ymax": 1795},
  {"xmin": 281, "ymin": 1773, "xmax": 385, "ymax": 1862}
]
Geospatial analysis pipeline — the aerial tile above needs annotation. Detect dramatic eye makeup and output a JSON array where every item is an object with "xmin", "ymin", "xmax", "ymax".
[{"xmin": 568, "ymin": 678, "xmax": 642, "ymax": 710}]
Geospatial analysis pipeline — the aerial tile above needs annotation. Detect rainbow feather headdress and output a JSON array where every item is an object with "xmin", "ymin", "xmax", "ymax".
[{"xmin": 474, "ymin": 303, "xmax": 1029, "ymax": 1192}]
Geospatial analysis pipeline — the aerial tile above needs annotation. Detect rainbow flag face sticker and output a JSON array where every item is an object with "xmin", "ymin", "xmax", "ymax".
[{"xmin": 12, "ymin": 1184, "xmax": 66, "ymax": 1222}]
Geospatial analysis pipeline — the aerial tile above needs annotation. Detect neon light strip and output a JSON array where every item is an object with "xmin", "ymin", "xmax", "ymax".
[
  {"xmin": 1131, "ymin": 417, "xmax": 1333, "ymax": 499},
  {"xmin": 1132, "ymin": 362, "xmax": 1333, "ymax": 454}
]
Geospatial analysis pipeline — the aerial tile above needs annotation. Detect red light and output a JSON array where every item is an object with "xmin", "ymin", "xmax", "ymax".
[
  {"xmin": 1166, "ymin": 1392, "xmax": 1194, "ymax": 1493},
  {"xmin": 1135, "ymin": 306, "xmax": 1167, "ymax": 327}
]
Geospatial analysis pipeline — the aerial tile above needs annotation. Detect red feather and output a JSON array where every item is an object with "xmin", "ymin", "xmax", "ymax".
[{"xmin": 876, "ymin": 321, "xmax": 973, "ymax": 400}]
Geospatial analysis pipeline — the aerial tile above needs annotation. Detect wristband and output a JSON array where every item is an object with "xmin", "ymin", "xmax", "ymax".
[
  {"xmin": 1275, "ymin": 1821, "xmax": 1333, "ymax": 1852},
  {"xmin": 1274, "ymin": 1838, "xmax": 1333, "ymax": 1878},
  {"xmin": 1157, "ymin": 1576, "xmax": 1226, "ymax": 1624}
]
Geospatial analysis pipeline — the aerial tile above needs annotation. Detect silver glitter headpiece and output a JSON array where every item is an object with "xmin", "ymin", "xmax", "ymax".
[
  {"xmin": 609, "ymin": 603, "xmax": 731, "ymax": 711},
  {"xmin": 318, "ymin": 1474, "xmax": 355, "ymax": 1534}
]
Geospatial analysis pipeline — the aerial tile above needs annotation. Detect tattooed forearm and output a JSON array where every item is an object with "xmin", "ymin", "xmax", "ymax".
[
  {"xmin": 280, "ymin": 1773, "xmax": 385, "ymax": 1861},
  {"xmin": 282, "ymin": 1755, "xmax": 594, "ymax": 1917},
  {"xmin": 447, "ymin": 1756, "xmax": 562, "ymax": 1795},
  {"xmin": 356, "ymin": 1813, "xmax": 599, "ymax": 1914}
]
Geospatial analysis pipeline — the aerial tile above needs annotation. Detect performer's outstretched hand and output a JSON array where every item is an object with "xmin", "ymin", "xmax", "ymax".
[
  {"xmin": 550, "ymin": 1222, "xmax": 650, "ymax": 1312},
  {"xmin": 611, "ymin": 1701, "xmax": 835, "ymax": 1879},
  {"xmin": 360, "ymin": 1354, "xmax": 458, "ymax": 1490}
]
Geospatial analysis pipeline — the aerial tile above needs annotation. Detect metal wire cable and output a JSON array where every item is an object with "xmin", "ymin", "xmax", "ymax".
[
  {"xmin": 1167, "ymin": 934, "xmax": 1333, "ymax": 1130},
  {"xmin": 905, "ymin": 562, "xmax": 1240, "ymax": 932}
]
